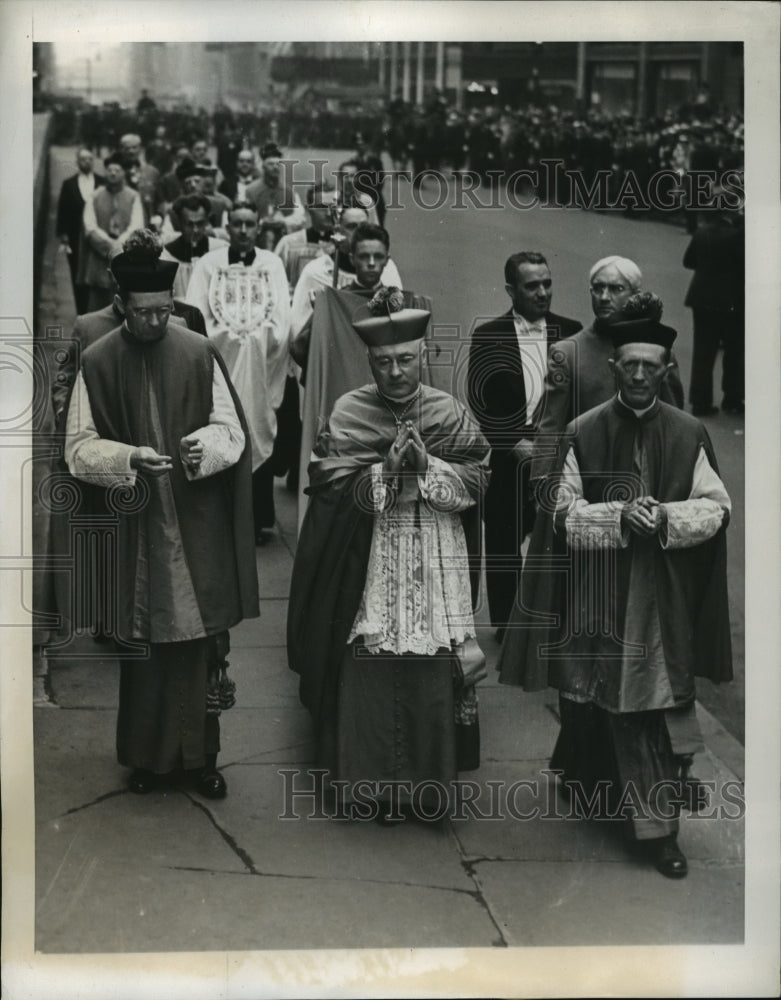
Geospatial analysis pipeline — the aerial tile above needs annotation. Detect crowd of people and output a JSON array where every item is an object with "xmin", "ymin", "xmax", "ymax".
[
  {"xmin": 47, "ymin": 87, "xmax": 745, "ymax": 225},
  {"xmin": 48, "ymin": 91, "xmax": 742, "ymax": 885}
]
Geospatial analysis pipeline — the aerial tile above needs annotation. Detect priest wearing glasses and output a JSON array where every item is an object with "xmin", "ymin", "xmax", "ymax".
[
  {"xmin": 288, "ymin": 293, "xmax": 490, "ymax": 823},
  {"xmin": 64, "ymin": 237, "xmax": 258, "ymax": 799}
]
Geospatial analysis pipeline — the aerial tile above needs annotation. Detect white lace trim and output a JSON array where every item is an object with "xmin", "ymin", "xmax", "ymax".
[
  {"xmin": 348, "ymin": 460, "xmax": 476, "ymax": 656},
  {"xmin": 661, "ymin": 498, "xmax": 727, "ymax": 549}
]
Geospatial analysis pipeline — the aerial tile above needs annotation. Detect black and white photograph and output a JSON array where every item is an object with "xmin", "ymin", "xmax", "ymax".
[{"xmin": 2, "ymin": 2, "xmax": 779, "ymax": 997}]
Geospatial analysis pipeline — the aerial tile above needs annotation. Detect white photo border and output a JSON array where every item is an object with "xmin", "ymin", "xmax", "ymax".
[{"xmin": 2, "ymin": 2, "xmax": 779, "ymax": 997}]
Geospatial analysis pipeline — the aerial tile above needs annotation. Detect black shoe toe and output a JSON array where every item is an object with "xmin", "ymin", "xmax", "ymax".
[
  {"xmin": 128, "ymin": 769, "xmax": 156, "ymax": 794},
  {"xmin": 650, "ymin": 835, "xmax": 688, "ymax": 879},
  {"xmin": 198, "ymin": 768, "xmax": 227, "ymax": 799}
]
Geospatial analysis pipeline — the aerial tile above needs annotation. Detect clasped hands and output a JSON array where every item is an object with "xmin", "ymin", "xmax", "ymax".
[
  {"xmin": 383, "ymin": 422, "xmax": 428, "ymax": 478},
  {"xmin": 130, "ymin": 436, "xmax": 204, "ymax": 476},
  {"xmin": 621, "ymin": 495, "xmax": 667, "ymax": 537}
]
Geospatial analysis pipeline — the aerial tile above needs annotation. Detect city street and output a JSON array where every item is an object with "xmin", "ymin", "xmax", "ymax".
[{"xmin": 33, "ymin": 145, "xmax": 745, "ymax": 957}]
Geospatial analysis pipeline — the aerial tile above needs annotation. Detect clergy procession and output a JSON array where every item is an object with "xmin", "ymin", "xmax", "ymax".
[{"xmin": 34, "ymin": 64, "xmax": 746, "ymax": 951}]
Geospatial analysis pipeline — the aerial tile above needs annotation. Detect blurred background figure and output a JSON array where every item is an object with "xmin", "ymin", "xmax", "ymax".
[
  {"xmin": 56, "ymin": 147, "xmax": 105, "ymax": 314},
  {"xmin": 683, "ymin": 192, "xmax": 745, "ymax": 416}
]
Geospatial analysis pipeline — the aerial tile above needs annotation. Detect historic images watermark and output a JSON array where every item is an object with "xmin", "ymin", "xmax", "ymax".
[
  {"xmin": 277, "ymin": 767, "xmax": 746, "ymax": 823},
  {"xmin": 276, "ymin": 160, "xmax": 745, "ymax": 215}
]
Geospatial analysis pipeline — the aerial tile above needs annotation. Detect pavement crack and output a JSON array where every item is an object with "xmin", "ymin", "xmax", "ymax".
[
  {"xmin": 446, "ymin": 826, "xmax": 510, "ymax": 947},
  {"xmin": 61, "ymin": 788, "xmax": 127, "ymax": 816},
  {"xmin": 463, "ymin": 854, "xmax": 745, "ymax": 869},
  {"xmin": 183, "ymin": 793, "xmax": 259, "ymax": 875},
  {"xmin": 220, "ymin": 744, "xmax": 313, "ymax": 767},
  {"xmin": 465, "ymin": 854, "xmax": 629, "ymax": 865},
  {"xmin": 164, "ymin": 862, "xmax": 488, "ymax": 897},
  {"xmin": 276, "ymin": 526, "xmax": 297, "ymax": 560}
]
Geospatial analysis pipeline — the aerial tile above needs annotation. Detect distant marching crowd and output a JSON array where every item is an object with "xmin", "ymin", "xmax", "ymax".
[{"xmin": 42, "ymin": 87, "xmax": 745, "ymax": 224}]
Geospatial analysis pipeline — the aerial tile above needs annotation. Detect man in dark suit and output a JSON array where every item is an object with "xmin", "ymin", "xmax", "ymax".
[
  {"xmin": 684, "ymin": 203, "xmax": 745, "ymax": 415},
  {"xmin": 56, "ymin": 148, "xmax": 105, "ymax": 314},
  {"xmin": 218, "ymin": 149, "xmax": 261, "ymax": 204},
  {"xmin": 467, "ymin": 251, "xmax": 582, "ymax": 638}
]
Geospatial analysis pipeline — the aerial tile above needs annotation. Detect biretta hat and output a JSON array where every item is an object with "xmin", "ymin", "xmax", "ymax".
[
  {"xmin": 110, "ymin": 251, "xmax": 178, "ymax": 294},
  {"xmin": 352, "ymin": 287, "xmax": 430, "ymax": 348},
  {"xmin": 610, "ymin": 317, "xmax": 677, "ymax": 351}
]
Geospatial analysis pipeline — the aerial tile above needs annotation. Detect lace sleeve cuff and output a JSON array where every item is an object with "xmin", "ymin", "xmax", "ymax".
[
  {"xmin": 183, "ymin": 364, "xmax": 245, "ymax": 480},
  {"xmin": 417, "ymin": 455, "xmax": 472, "ymax": 512},
  {"xmin": 64, "ymin": 373, "xmax": 137, "ymax": 487},
  {"xmin": 660, "ymin": 499, "xmax": 727, "ymax": 549},
  {"xmin": 566, "ymin": 500, "xmax": 628, "ymax": 550}
]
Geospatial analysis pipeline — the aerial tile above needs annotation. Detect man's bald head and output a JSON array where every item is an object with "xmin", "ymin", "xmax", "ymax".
[
  {"xmin": 119, "ymin": 134, "xmax": 142, "ymax": 158},
  {"xmin": 76, "ymin": 148, "xmax": 94, "ymax": 173}
]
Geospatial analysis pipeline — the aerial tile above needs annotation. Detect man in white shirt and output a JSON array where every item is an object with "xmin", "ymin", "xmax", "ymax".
[
  {"xmin": 218, "ymin": 148, "xmax": 260, "ymax": 204},
  {"xmin": 119, "ymin": 132, "xmax": 160, "ymax": 225},
  {"xmin": 467, "ymin": 251, "xmax": 582, "ymax": 639},
  {"xmin": 79, "ymin": 152, "xmax": 145, "ymax": 312},
  {"xmin": 56, "ymin": 147, "xmax": 105, "ymax": 313},
  {"xmin": 185, "ymin": 202, "xmax": 292, "ymax": 542}
]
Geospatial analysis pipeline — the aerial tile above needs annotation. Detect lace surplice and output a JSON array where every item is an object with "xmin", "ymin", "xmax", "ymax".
[{"xmin": 348, "ymin": 455, "xmax": 476, "ymax": 656}]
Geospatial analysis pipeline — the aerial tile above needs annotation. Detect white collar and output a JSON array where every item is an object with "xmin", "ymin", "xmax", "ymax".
[
  {"xmin": 512, "ymin": 311, "xmax": 546, "ymax": 334},
  {"xmin": 617, "ymin": 392, "xmax": 657, "ymax": 417}
]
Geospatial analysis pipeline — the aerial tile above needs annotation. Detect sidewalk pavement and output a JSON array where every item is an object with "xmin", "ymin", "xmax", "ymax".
[
  {"xmin": 34, "ymin": 475, "xmax": 744, "ymax": 954},
  {"xmin": 32, "ymin": 143, "xmax": 744, "ymax": 957}
]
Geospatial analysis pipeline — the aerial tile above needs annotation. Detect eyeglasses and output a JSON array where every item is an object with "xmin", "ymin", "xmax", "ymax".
[
  {"xmin": 615, "ymin": 359, "xmax": 665, "ymax": 375},
  {"xmin": 128, "ymin": 306, "xmax": 172, "ymax": 322},
  {"xmin": 591, "ymin": 282, "xmax": 627, "ymax": 297}
]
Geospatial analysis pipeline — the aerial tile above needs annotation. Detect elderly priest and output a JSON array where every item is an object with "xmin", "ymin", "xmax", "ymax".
[{"xmin": 498, "ymin": 294, "xmax": 732, "ymax": 878}]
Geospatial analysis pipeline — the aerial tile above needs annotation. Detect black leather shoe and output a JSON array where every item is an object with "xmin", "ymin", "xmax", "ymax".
[
  {"xmin": 649, "ymin": 835, "xmax": 688, "ymax": 879},
  {"xmin": 128, "ymin": 769, "xmax": 156, "ymax": 794},
  {"xmin": 198, "ymin": 768, "xmax": 227, "ymax": 799}
]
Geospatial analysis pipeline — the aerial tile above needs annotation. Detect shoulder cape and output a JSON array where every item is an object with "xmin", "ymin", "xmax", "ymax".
[
  {"xmin": 497, "ymin": 398, "xmax": 732, "ymax": 692},
  {"xmin": 288, "ymin": 384, "xmax": 489, "ymax": 732}
]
